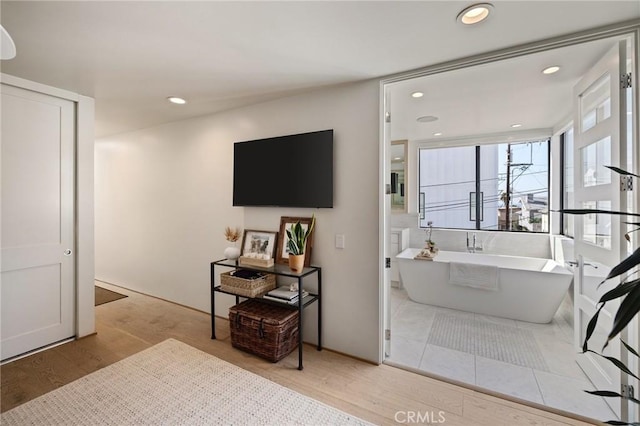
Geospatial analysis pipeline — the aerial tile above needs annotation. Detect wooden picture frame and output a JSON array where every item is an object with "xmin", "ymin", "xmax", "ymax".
[
  {"xmin": 240, "ymin": 229, "xmax": 278, "ymax": 260},
  {"xmin": 276, "ymin": 216, "xmax": 314, "ymax": 266}
]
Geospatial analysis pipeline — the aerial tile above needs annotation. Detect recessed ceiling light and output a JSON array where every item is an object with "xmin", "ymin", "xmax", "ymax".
[
  {"xmin": 167, "ymin": 96, "xmax": 187, "ymax": 105},
  {"xmin": 433, "ymin": 132, "xmax": 443, "ymax": 136},
  {"xmin": 417, "ymin": 115, "xmax": 439, "ymax": 123},
  {"xmin": 411, "ymin": 91, "xmax": 424, "ymax": 98},
  {"xmin": 511, "ymin": 123, "xmax": 522, "ymax": 128},
  {"xmin": 457, "ymin": 3, "xmax": 493, "ymax": 25},
  {"xmin": 542, "ymin": 66, "xmax": 560, "ymax": 75}
]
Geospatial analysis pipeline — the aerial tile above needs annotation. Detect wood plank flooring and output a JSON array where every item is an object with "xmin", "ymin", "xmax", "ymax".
[{"xmin": 1, "ymin": 281, "xmax": 598, "ymax": 425}]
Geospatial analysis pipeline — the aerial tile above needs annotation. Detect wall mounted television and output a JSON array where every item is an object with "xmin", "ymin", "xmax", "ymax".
[{"xmin": 233, "ymin": 129, "xmax": 334, "ymax": 208}]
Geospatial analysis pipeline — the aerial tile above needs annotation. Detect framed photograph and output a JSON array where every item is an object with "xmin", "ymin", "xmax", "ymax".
[
  {"xmin": 276, "ymin": 216, "xmax": 314, "ymax": 266},
  {"xmin": 240, "ymin": 230, "xmax": 278, "ymax": 260}
]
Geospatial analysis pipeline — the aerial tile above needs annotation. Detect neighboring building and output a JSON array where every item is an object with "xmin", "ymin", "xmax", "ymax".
[{"xmin": 419, "ymin": 144, "xmax": 500, "ymax": 230}]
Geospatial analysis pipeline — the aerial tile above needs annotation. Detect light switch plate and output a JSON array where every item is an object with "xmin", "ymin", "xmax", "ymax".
[{"xmin": 335, "ymin": 234, "xmax": 345, "ymax": 249}]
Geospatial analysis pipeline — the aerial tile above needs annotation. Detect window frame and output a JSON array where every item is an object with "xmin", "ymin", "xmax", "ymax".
[{"xmin": 418, "ymin": 138, "xmax": 551, "ymax": 233}]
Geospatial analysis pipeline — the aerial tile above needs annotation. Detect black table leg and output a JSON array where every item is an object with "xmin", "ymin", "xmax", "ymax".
[
  {"xmin": 317, "ymin": 267, "xmax": 322, "ymax": 351},
  {"xmin": 298, "ymin": 275, "xmax": 303, "ymax": 370},
  {"xmin": 211, "ymin": 263, "xmax": 216, "ymax": 339}
]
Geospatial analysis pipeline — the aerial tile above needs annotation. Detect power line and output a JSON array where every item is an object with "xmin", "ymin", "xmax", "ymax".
[{"xmin": 419, "ymin": 170, "xmax": 547, "ymax": 189}]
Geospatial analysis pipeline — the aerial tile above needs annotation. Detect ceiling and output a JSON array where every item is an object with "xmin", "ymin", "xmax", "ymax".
[
  {"xmin": 1, "ymin": 1, "xmax": 639, "ymax": 138},
  {"xmin": 389, "ymin": 35, "xmax": 630, "ymax": 142}
]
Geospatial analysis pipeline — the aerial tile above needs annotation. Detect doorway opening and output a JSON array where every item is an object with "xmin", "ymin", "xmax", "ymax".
[{"xmin": 381, "ymin": 27, "xmax": 639, "ymax": 423}]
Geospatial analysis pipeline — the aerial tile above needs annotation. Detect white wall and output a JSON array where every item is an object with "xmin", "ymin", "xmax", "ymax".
[
  {"xmin": 96, "ymin": 80, "xmax": 381, "ymax": 362},
  {"xmin": 77, "ymin": 94, "xmax": 96, "ymax": 337}
]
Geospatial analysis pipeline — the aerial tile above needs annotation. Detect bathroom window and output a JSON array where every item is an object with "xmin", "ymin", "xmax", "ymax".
[
  {"xmin": 419, "ymin": 139, "xmax": 549, "ymax": 232},
  {"xmin": 560, "ymin": 128, "xmax": 575, "ymax": 237}
]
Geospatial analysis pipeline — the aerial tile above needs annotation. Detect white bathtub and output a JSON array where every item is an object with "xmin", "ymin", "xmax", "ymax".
[{"xmin": 396, "ymin": 248, "xmax": 573, "ymax": 323}]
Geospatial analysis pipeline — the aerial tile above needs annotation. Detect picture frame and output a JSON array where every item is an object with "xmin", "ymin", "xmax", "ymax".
[
  {"xmin": 276, "ymin": 216, "xmax": 314, "ymax": 266},
  {"xmin": 240, "ymin": 229, "xmax": 278, "ymax": 260}
]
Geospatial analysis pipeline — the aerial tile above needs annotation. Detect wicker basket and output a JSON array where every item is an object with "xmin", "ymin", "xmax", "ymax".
[
  {"xmin": 229, "ymin": 299, "xmax": 299, "ymax": 363},
  {"xmin": 220, "ymin": 271, "xmax": 276, "ymax": 297}
]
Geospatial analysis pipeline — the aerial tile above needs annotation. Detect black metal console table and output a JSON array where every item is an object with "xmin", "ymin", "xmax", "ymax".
[{"xmin": 210, "ymin": 259, "xmax": 322, "ymax": 370}]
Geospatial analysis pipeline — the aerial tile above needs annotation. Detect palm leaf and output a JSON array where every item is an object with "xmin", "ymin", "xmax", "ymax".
[
  {"xmin": 558, "ymin": 208, "xmax": 640, "ymax": 218},
  {"xmin": 583, "ymin": 304, "xmax": 603, "ymax": 352},
  {"xmin": 602, "ymin": 247, "xmax": 640, "ymax": 283},
  {"xmin": 585, "ymin": 349, "xmax": 640, "ymax": 381},
  {"xmin": 605, "ymin": 165, "xmax": 640, "ymax": 178},
  {"xmin": 606, "ymin": 285, "xmax": 640, "ymax": 345},
  {"xmin": 585, "ymin": 390, "xmax": 640, "ymax": 405},
  {"xmin": 598, "ymin": 279, "xmax": 640, "ymax": 304},
  {"xmin": 622, "ymin": 339, "xmax": 640, "ymax": 359}
]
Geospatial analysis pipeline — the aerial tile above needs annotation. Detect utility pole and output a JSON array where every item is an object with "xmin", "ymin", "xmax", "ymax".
[{"xmin": 505, "ymin": 144, "xmax": 511, "ymax": 231}]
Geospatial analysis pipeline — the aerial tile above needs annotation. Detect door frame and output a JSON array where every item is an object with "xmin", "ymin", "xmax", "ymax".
[
  {"xmin": 1, "ymin": 73, "xmax": 96, "ymax": 343},
  {"xmin": 378, "ymin": 19, "xmax": 640, "ymax": 419}
]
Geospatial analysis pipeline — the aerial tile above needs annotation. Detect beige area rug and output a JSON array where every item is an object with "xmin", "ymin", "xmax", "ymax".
[{"xmin": 1, "ymin": 339, "xmax": 372, "ymax": 425}]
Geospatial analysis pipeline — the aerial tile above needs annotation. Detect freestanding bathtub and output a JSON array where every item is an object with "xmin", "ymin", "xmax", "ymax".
[{"xmin": 396, "ymin": 248, "xmax": 573, "ymax": 323}]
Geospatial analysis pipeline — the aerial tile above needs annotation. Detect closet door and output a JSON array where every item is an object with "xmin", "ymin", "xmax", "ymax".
[{"xmin": 1, "ymin": 84, "xmax": 75, "ymax": 361}]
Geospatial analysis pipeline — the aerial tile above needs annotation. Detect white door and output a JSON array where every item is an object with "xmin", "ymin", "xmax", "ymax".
[
  {"xmin": 572, "ymin": 39, "xmax": 630, "ymax": 420},
  {"xmin": 1, "ymin": 84, "xmax": 76, "ymax": 361}
]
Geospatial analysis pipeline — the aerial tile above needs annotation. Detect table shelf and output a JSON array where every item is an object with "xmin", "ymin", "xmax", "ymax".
[{"xmin": 210, "ymin": 259, "xmax": 322, "ymax": 370}]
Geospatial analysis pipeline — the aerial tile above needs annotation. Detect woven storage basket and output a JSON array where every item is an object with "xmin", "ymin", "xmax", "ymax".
[
  {"xmin": 229, "ymin": 299, "xmax": 299, "ymax": 362},
  {"xmin": 220, "ymin": 271, "xmax": 276, "ymax": 297}
]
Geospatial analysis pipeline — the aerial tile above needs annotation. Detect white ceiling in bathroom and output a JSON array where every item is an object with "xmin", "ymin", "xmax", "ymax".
[{"xmin": 388, "ymin": 35, "xmax": 630, "ymax": 143}]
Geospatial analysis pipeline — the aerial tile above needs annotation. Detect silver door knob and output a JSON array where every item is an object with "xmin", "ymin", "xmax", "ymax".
[{"xmin": 64, "ymin": 249, "xmax": 72, "ymax": 256}]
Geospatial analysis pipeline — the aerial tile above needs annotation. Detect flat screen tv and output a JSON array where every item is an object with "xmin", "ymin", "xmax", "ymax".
[{"xmin": 233, "ymin": 129, "xmax": 333, "ymax": 208}]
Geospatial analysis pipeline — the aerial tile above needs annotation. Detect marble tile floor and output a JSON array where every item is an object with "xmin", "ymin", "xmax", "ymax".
[{"xmin": 386, "ymin": 287, "xmax": 617, "ymax": 422}]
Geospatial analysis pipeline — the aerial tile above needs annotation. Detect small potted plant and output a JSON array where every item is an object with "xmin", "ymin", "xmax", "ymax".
[
  {"xmin": 416, "ymin": 221, "xmax": 438, "ymax": 260},
  {"xmin": 223, "ymin": 226, "xmax": 242, "ymax": 260},
  {"xmin": 286, "ymin": 215, "xmax": 315, "ymax": 272}
]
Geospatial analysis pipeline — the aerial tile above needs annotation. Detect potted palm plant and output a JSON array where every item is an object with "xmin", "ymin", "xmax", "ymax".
[{"xmin": 286, "ymin": 215, "xmax": 315, "ymax": 273}]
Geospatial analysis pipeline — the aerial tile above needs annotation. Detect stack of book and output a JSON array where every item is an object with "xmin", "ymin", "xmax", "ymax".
[{"xmin": 263, "ymin": 286, "xmax": 309, "ymax": 305}]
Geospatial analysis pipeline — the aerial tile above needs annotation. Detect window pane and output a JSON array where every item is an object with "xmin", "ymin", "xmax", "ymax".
[
  {"xmin": 581, "ymin": 74, "xmax": 611, "ymax": 133},
  {"xmin": 497, "ymin": 141, "xmax": 549, "ymax": 232},
  {"xmin": 419, "ymin": 146, "xmax": 476, "ymax": 229},
  {"xmin": 581, "ymin": 137, "xmax": 611, "ymax": 187},
  {"xmin": 582, "ymin": 200, "xmax": 611, "ymax": 249},
  {"xmin": 563, "ymin": 128, "xmax": 575, "ymax": 237},
  {"xmin": 418, "ymin": 140, "xmax": 549, "ymax": 233}
]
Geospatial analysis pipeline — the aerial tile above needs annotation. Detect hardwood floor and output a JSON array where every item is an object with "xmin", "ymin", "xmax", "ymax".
[{"xmin": 1, "ymin": 281, "xmax": 597, "ymax": 425}]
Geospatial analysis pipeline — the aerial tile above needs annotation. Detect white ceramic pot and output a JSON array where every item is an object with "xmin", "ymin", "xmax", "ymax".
[{"xmin": 224, "ymin": 246, "xmax": 241, "ymax": 260}]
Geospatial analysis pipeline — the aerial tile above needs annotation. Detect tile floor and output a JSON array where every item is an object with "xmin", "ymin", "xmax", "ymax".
[{"xmin": 386, "ymin": 287, "xmax": 617, "ymax": 422}]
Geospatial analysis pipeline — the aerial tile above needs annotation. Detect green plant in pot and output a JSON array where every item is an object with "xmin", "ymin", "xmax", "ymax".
[
  {"xmin": 561, "ymin": 166, "xmax": 640, "ymax": 425},
  {"xmin": 286, "ymin": 215, "xmax": 315, "ymax": 273}
]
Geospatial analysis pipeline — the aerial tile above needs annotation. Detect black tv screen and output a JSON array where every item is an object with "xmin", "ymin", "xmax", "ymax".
[{"xmin": 233, "ymin": 130, "xmax": 334, "ymax": 208}]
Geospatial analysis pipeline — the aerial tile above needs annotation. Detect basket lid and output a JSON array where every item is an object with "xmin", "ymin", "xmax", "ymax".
[{"xmin": 229, "ymin": 299, "xmax": 298, "ymax": 324}]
